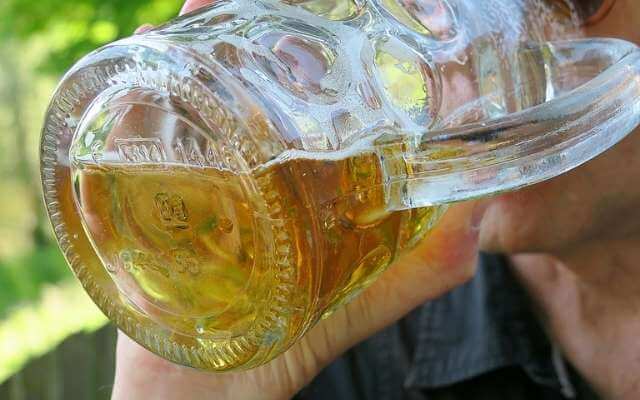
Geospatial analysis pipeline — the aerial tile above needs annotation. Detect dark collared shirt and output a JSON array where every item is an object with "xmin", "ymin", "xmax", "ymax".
[{"xmin": 294, "ymin": 254, "xmax": 600, "ymax": 400}]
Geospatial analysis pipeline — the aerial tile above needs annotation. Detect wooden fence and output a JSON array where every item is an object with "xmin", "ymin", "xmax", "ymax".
[{"xmin": 0, "ymin": 325, "xmax": 117, "ymax": 400}]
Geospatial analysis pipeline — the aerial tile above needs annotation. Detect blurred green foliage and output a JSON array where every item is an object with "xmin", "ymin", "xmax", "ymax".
[
  {"xmin": 0, "ymin": 245, "xmax": 69, "ymax": 319},
  {"xmin": 0, "ymin": 0, "xmax": 183, "ymax": 74}
]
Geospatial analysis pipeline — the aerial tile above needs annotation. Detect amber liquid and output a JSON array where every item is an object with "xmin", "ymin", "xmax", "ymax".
[{"xmin": 70, "ymin": 151, "xmax": 442, "ymax": 364}]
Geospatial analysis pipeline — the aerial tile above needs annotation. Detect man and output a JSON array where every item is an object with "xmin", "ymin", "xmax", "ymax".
[{"xmin": 112, "ymin": 0, "xmax": 640, "ymax": 398}]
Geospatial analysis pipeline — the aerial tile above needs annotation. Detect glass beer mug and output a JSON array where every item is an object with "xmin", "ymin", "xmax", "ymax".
[{"xmin": 40, "ymin": 0, "xmax": 640, "ymax": 370}]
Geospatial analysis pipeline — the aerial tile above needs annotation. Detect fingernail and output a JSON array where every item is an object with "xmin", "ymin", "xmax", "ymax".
[
  {"xmin": 134, "ymin": 24, "xmax": 154, "ymax": 34},
  {"xmin": 470, "ymin": 201, "xmax": 490, "ymax": 232}
]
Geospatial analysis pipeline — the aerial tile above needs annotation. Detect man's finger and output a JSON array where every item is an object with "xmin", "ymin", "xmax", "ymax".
[
  {"xmin": 180, "ymin": 0, "xmax": 215, "ymax": 15},
  {"xmin": 315, "ymin": 200, "xmax": 484, "ymax": 361},
  {"xmin": 134, "ymin": 24, "xmax": 154, "ymax": 34}
]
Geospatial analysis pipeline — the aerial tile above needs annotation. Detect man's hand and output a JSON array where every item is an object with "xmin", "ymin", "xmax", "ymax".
[
  {"xmin": 478, "ymin": 2, "xmax": 640, "ymax": 398},
  {"xmin": 112, "ymin": 200, "xmax": 481, "ymax": 400}
]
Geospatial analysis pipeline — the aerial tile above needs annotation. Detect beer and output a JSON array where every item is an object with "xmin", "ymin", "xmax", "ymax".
[{"xmin": 69, "ymin": 150, "xmax": 443, "ymax": 369}]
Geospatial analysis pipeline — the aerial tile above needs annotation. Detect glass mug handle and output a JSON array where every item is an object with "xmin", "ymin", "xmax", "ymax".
[{"xmin": 377, "ymin": 38, "xmax": 640, "ymax": 210}]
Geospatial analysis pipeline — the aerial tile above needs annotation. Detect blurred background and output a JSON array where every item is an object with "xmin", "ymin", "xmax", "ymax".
[{"xmin": 0, "ymin": 1, "xmax": 183, "ymax": 398}]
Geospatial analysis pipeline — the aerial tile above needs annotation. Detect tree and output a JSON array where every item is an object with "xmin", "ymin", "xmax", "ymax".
[
  {"xmin": 0, "ymin": 42, "xmax": 49, "ymax": 247},
  {"xmin": 0, "ymin": 0, "xmax": 183, "ymax": 74},
  {"xmin": 0, "ymin": 0, "xmax": 184, "ymax": 250}
]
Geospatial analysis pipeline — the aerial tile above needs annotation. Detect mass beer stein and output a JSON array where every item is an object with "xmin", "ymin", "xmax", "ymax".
[{"xmin": 40, "ymin": 0, "xmax": 640, "ymax": 370}]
